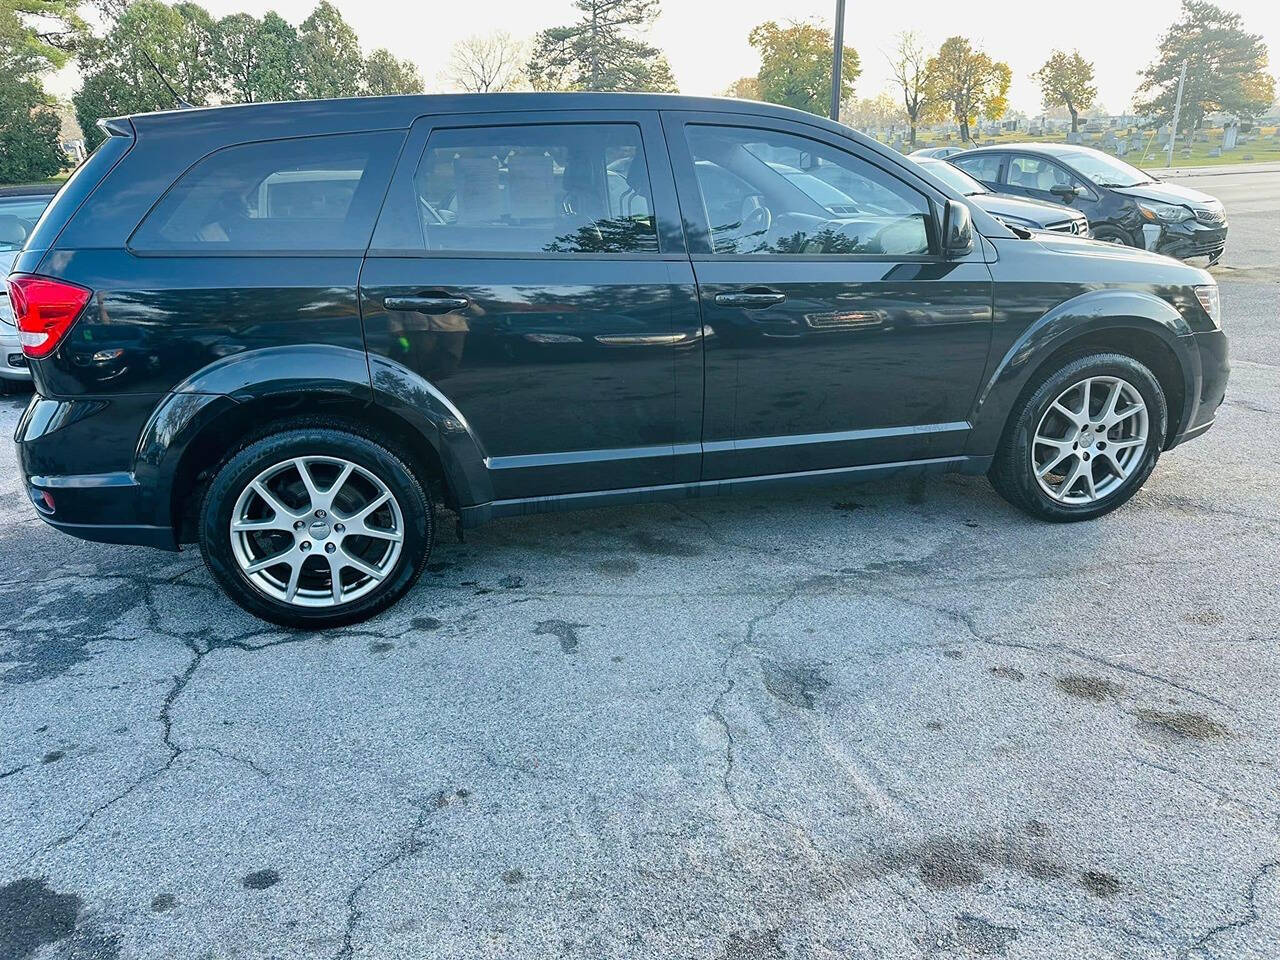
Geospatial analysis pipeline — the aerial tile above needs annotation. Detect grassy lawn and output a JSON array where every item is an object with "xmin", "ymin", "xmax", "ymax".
[{"xmin": 905, "ymin": 126, "xmax": 1280, "ymax": 168}]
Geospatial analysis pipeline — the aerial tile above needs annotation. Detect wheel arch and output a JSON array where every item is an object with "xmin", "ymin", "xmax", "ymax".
[
  {"xmin": 132, "ymin": 347, "xmax": 492, "ymax": 544},
  {"xmin": 968, "ymin": 290, "xmax": 1199, "ymax": 456}
]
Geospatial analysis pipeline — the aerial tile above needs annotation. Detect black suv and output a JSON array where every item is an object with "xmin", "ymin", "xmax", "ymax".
[
  {"xmin": 8, "ymin": 95, "xmax": 1228, "ymax": 627},
  {"xmin": 950, "ymin": 143, "xmax": 1228, "ymax": 263}
]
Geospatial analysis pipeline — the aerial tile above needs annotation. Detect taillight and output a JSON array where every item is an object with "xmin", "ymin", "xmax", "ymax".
[{"xmin": 5, "ymin": 275, "xmax": 93, "ymax": 359}]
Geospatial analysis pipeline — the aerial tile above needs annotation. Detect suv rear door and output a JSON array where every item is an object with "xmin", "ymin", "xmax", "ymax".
[
  {"xmin": 359, "ymin": 110, "xmax": 702, "ymax": 500},
  {"xmin": 662, "ymin": 110, "xmax": 994, "ymax": 478}
]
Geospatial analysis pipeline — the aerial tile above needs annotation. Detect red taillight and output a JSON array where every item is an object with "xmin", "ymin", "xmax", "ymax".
[{"xmin": 5, "ymin": 275, "xmax": 92, "ymax": 359}]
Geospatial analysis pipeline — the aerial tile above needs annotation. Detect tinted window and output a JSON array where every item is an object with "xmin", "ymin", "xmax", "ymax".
[
  {"xmin": 1007, "ymin": 155, "xmax": 1082, "ymax": 192},
  {"xmin": 132, "ymin": 132, "xmax": 400, "ymax": 252},
  {"xmin": 412, "ymin": 124, "xmax": 658, "ymax": 254},
  {"xmin": 684, "ymin": 125, "xmax": 932, "ymax": 256},
  {"xmin": 951, "ymin": 153, "xmax": 1003, "ymax": 184}
]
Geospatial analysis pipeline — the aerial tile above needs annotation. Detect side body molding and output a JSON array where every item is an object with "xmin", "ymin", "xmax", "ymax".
[{"xmin": 966, "ymin": 288, "xmax": 1201, "ymax": 454}]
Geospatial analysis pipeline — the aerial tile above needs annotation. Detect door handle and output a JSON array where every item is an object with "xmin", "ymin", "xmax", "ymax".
[
  {"xmin": 383, "ymin": 294, "xmax": 470, "ymax": 313},
  {"xmin": 714, "ymin": 290, "xmax": 786, "ymax": 309}
]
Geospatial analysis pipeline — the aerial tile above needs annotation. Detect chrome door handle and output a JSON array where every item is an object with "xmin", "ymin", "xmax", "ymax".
[
  {"xmin": 383, "ymin": 295, "xmax": 470, "ymax": 313},
  {"xmin": 714, "ymin": 291, "xmax": 786, "ymax": 308}
]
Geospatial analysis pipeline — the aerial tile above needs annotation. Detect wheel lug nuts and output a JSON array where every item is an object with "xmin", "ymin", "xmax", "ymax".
[
  {"xmin": 294, "ymin": 520, "xmax": 304, "ymax": 530},
  {"xmin": 300, "ymin": 541, "xmax": 312, "ymax": 551},
  {"xmin": 315, "ymin": 509, "xmax": 327, "ymax": 519},
  {"xmin": 324, "ymin": 543, "xmax": 336, "ymax": 554},
  {"xmin": 334, "ymin": 523, "xmax": 345, "ymax": 533}
]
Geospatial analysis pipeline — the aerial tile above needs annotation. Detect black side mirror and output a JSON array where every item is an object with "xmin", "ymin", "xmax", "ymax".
[
  {"xmin": 942, "ymin": 199, "xmax": 973, "ymax": 257},
  {"xmin": 1050, "ymin": 184, "xmax": 1083, "ymax": 201}
]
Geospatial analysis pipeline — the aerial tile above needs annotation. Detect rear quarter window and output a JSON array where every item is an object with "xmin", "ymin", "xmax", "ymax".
[{"xmin": 131, "ymin": 131, "xmax": 402, "ymax": 254}]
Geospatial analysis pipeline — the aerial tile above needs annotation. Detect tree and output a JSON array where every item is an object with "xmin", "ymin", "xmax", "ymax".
[
  {"xmin": 249, "ymin": 12, "xmax": 302, "ymax": 102},
  {"xmin": 888, "ymin": 30, "xmax": 939, "ymax": 148},
  {"xmin": 1033, "ymin": 49, "xmax": 1096, "ymax": 133},
  {"xmin": 73, "ymin": 0, "xmax": 219, "ymax": 151},
  {"xmin": 724, "ymin": 76, "xmax": 760, "ymax": 101},
  {"xmin": 297, "ymin": 0, "xmax": 364, "ymax": 99},
  {"xmin": 446, "ymin": 31, "xmax": 526, "ymax": 93},
  {"xmin": 364, "ymin": 48, "xmax": 423, "ymax": 96},
  {"xmin": 1135, "ymin": 1, "xmax": 1275, "ymax": 132},
  {"xmin": 926, "ymin": 36, "xmax": 1011, "ymax": 142},
  {"xmin": 843, "ymin": 92, "xmax": 904, "ymax": 131},
  {"xmin": 526, "ymin": 0, "xmax": 677, "ymax": 93},
  {"xmin": 747, "ymin": 19, "xmax": 859, "ymax": 118}
]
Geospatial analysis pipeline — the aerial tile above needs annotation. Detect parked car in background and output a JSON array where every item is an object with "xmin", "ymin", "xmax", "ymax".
[
  {"xmin": 908, "ymin": 146, "xmax": 968, "ymax": 159},
  {"xmin": 949, "ymin": 144, "xmax": 1227, "ymax": 263},
  {"xmin": 915, "ymin": 157, "xmax": 1089, "ymax": 237},
  {"xmin": 9, "ymin": 95, "xmax": 1227, "ymax": 627},
  {"xmin": 0, "ymin": 184, "xmax": 58, "ymax": 393}
]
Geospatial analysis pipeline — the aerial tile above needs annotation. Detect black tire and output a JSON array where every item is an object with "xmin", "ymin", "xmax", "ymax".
[
  {"xmin": 989, "ymin": 352, "xmax": 1168, "ymax": 522},
  {"xmin": 199, "ymin": 427, "xmax": 433, "ymax": 628},
  {"xmin": 1091, "ymin": 225, "xmax": 1134, "ymax": 247}
]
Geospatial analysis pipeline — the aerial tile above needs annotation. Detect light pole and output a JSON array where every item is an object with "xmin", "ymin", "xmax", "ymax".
[{"xmin": 830, "ymin": 0, "xmax": 846, "ymax": 122}]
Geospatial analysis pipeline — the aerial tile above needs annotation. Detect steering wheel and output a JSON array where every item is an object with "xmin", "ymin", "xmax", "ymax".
[{"xmin": 740, "ymin": 201, "xmax": 772, "ymax": 239}]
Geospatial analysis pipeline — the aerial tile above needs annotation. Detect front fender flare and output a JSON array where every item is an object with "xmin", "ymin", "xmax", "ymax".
[{"xmin": 966, "ymin": 289, "xmax": 1200, "ymax": 454}]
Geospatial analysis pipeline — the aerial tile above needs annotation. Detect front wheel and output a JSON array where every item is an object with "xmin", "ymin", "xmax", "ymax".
[
  {"xmin": 989, "ymin": 353, "xmax": 1168, "ymax": 522},
  {"xmin": 1091, "ymin": 226, "xmax": 1134, "ymax": 247},
  {"xmin": 199, "ymin": 428, "xmax": 433, "ymax": 628}
]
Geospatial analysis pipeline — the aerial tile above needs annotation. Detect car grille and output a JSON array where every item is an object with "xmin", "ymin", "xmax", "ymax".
[
  {"xmin": 1047, "ymin": 219, "xmax": 1088, "ymax": 235},
  {"xmin": 1195, "ymin": 206, "xmax": 1226, "ymax": 226}
]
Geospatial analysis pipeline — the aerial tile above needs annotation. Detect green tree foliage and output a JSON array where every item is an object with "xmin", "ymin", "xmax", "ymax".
[
  {"xmin": 1033, "ymin": 50, "xmax": 1096, "ymax": 132},
  {"xmin": 297, "ymin": 0, "xmax": 364, "ymax": 99},
  {"xmin": 0, "ymin": 0, "xmax": 84, "ymax": 182},
  {"xmin": 747, "ymin": 19, "xmax": 859, "ymax": 118},
  {"xmin": 888, "ymin": 30, "xmax": 941, "ymax": 148},
  {"xmin": 1135, "ymin": 0, "xmax": 1275, "ymax": 131},
  {"xmin": 249, "ymin": 12, "xmax": 303, "ymax": 102},
  {"xmin": 363, "ymin": 48, "xmax": 423, "ymax": 96},
  {"xmin": 926, "ymin": 36, "xmax": 1011, "ymax": 142},
  {"xmin": 527, "ymin": 0, "xmax": 677, "ymax": 93}
]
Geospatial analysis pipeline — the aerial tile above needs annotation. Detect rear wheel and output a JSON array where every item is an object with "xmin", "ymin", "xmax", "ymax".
[
  {"xmin": 199, "ymin": 428, "xmax": 432, "ymax": 628},
  {"xmin": 989, "ymin": 352, "xmax": 1168, "ymax": 522}
]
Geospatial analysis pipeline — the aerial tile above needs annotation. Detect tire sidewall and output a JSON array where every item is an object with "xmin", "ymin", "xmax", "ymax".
[
  {"xmin": 1007, "ymin": 354, "xmax": 1167, "ymax": 521},
  {"xmin": 200, "ymin": 429, "xmax": 432, "ymax": 628}
]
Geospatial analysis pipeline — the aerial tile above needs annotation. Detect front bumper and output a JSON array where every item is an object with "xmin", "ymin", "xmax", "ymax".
[
  {"xmin": 1142, "ymin": 219, "xmax": 1228, "ymax": 262},
  {"xmin": 0, "ymin": 324, "xmax": 31, "ymax": 381},
  {"xmin": 1167, "ymin": 328, "xmax": 1229, "ymax": 449}
]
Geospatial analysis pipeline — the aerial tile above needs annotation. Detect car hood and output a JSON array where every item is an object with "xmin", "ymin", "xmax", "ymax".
[
  {"xmin": 973, "ymin": 192, "xmax": 1084, "ymax": 224},
  {"xmin": 1024, "ymin": 230, "xmax": 1213, "ymax": 278},
  {"xmin": 1111, "ymin": 180, "xmax": 1219, "ymax": 207}
]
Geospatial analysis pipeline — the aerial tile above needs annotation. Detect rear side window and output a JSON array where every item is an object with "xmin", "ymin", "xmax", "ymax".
[
  {"xmin": 411, "ymin": 123, "xmax": 659, "ymax": 254},
  {"xmin": 951, "ymin": 153, "xmax": 1003, "ymax": 184},
  {"xmin": 131, "ymin": 132, "xmax": 401, "ymax": 253}
]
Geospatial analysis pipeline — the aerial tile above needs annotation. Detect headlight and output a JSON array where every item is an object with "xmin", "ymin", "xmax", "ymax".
[
  {"xmin": 1194, "ymin": 284, "xmax": 1221, "ymax": 327},
  {"xmin": 1139, "ymin": 202, "xmax": 1193, "ymax": 223}
]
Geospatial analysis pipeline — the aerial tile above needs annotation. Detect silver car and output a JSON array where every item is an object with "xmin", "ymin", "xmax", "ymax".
[{"xmin": 1, "ymin": 189, "xmax": 56, "ymax": 392}]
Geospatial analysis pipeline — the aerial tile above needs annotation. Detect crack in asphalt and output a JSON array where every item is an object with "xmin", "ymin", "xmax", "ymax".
[{"xmin": 1184, "ymin": 862, "xmax": 1278, "ymax": 957}]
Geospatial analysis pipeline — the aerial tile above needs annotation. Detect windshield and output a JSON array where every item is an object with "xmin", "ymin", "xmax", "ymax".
[
  {"xmin": 0, "ymin": 195, "xmax": 54, "ymax": 252},
  {"xmin": 921, "ymin": 160, "xmax": 987, "ymax": 196},
  {"xmin": 1058, "ymin": 150, "xmax": 1154, "ymax": 188}
]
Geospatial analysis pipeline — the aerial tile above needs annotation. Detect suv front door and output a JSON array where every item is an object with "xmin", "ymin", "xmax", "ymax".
[
  {"xmin": 663, "ymin": 112, "xmax": 994, "ymax": 479},
  {"xmin": 359, "ymin": 111, "xmax": 702, "ymax": 501}
]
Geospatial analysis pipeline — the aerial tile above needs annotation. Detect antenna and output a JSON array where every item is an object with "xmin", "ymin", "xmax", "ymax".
[{"xmin": 136, "ymin": 44, "xmax": 195, "ymax": 110}]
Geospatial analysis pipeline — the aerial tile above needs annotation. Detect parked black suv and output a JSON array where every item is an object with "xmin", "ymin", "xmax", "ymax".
[
  {"xmin": 8, "ymin": 95, "xmax": 1228, "ymax": 627},
  {"xmin": 950, "ymin": 144, "xmax": 1228, "ymax": 263}
]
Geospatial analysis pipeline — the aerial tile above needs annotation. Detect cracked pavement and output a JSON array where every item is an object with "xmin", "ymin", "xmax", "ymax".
[{"xmin": 2, "ymin": 172, "xmax": 1279, "ymax": 959}]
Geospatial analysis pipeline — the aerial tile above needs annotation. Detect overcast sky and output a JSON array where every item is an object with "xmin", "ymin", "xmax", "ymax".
[{"xmin": 46, "ymin": 0, "xmax": 1280, "ymax": 116}]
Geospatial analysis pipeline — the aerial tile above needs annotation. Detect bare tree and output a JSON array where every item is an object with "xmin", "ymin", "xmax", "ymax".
[
  {"xmin": 887, "ymin": 30, "xmax": 937, "ymax": 148},
  {"xmin": 445, "ymin": 31, "xmax": 527, "ymax": 93}
]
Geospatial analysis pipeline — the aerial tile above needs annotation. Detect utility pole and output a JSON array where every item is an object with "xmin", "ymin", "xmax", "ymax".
[
  {"xmin": 1167, "ymin": 61, "xmax": 1188, "ymax": 168},
  {"xmin": 830, "ymin": 0, "xmax": 846, "ymax": 122}
]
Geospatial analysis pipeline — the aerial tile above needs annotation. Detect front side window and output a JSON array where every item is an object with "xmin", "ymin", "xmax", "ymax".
[
  {"xmin": 1007, "ymin": 155, "xmax": 1077, "ymax": 193},
  {"xmin": 412, "ymin": 123, "xmax": 658, "ymax": 254},
  {"xmin": 683, "ymin": 125, "xmax": 932, "ymax": 257},
  {"xmin": 132, "ymin": 132, "xmax": 400, "ymax": 253}
]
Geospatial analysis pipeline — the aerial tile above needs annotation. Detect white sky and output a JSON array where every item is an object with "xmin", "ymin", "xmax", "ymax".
[{"xmin": 45, "ymin": 0, "xmax": 1280, "ymax": 117}]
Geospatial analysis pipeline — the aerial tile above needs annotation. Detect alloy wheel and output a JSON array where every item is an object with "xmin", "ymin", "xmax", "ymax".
[
  {"xmin": 229, "ymin": 457, "xmax": 405, "ymax": 607},
  {"xmin": 1032, "ymin": 376, "xmax": 1148, "ymax": 504}
]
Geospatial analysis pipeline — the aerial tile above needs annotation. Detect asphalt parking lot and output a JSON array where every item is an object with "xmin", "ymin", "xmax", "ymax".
[{"xmin": 1, "ymin": 170, "xmax": 1278, "ymax": 960}]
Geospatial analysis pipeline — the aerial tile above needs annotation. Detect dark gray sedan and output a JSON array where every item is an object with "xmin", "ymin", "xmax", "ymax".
[{"xmin": 916, "ymin": 157, "xmax": 1089, "ymax": 237}]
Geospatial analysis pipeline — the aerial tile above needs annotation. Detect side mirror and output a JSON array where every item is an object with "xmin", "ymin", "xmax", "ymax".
[
  {"xmin": 1050, "ymin": 183, "xmax": 1083, "ymax": 201},
  {"xmin": 942, "ymin": 199, "xmax": 973, "ymax": 257}
]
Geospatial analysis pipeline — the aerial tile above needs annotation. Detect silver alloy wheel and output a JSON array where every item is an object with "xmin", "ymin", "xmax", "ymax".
[
  {"xmin": 1032, "ymin": 376, "xmax": 1149, "ymax": 504},
  {"xmin": 229, "ymin": 457, "xmax": 404, "ymax": 607}
]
